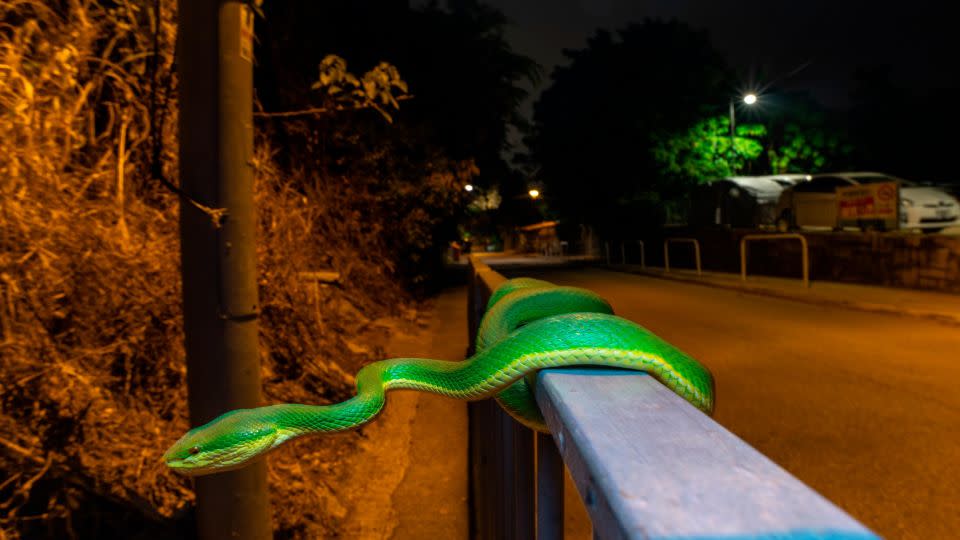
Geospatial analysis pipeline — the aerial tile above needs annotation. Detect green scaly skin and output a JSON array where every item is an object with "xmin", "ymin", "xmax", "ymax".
[{"xmin": 163, "ymin": 279, "xmax": 715, "ymax": 476}]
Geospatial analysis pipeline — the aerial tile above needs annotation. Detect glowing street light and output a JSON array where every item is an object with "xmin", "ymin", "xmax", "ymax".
[
  {"xmin": 464, "ymin": 184, "xmax": 474, "ymax": 192},
  {"xmin": 743, "ymin": 93, "xmax": 757, "ymax": 105},
  {"xmin": 529, "ymin": 189, "xmax": 540, "ymax": 199}
]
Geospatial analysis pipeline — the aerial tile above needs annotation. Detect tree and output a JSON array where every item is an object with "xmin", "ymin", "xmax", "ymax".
[
  {"xmin": 652, "ymin": 116, "xmax": 766, "ymax": 184},
  {"xmin": 755, "ymin": 90, "xmax": 852, "ymax": 175},
  {"xmin": 252, "ymin": 0, "xmax": 539, "ymax": 288},
  {"xmin": 527, "ymin": 19, "xmax": 729, "ymax": 233},
  {"xmin": 256, "ymin": 0, "xmax": 539, "ymax": 187},
  {"xmin": 767, "ymin": 122, "xmax": 850, "ymax": 174}
]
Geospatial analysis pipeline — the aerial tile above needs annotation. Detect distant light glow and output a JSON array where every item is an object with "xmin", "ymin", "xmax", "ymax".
[
  {"xmin": 464, "ymin": 184, "xmax": 474, "ymax": 192},
  {"xmin": 743, "ymin": 93, "xmax": 758, "ymax": 105},
  {"xmin": 805, "ymin": 175, "xmax": 812, "ymax": 180},
  {"xmin": 529, "ymin": 189, "xmax": 540, "ymax": 199}
]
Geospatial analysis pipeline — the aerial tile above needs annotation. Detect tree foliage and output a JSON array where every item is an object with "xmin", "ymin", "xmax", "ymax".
[
  {"xmin": 652, "ymin": 116, "xmax": 766, "ymax": 183},
  {"xmin": 310, "ymin": 54, "xmax": 409, "ymax": 123},
  {"xmin": 526, "ymin": 19, "xmax": 729, "ymax": 232},
  {"xmin": 767, "ymin": 122, "xmax": 851, "ymax": 174},
  {"xmin": 257, "ymin": 0, "xmax": 539, "ymax": 187}
]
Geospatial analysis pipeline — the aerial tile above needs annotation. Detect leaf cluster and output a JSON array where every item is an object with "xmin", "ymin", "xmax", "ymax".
[{"xmin": 311, "ymin": 54, "xmax": 409, "ymax": 123}]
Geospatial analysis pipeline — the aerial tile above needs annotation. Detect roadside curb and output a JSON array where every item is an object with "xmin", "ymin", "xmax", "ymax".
[{"xmin": 602, "ymin": 265, "xmax": 960, "ymax": 327}]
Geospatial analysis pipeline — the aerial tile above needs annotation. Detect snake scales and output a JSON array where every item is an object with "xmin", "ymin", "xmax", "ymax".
[{"xmin": 164, "ymin": 277, "xmax": 714, "ymax": 476}]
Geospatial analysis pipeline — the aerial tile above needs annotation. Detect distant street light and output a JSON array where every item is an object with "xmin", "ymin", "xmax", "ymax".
[
  {"xmin": 743, "ymin": 93, "xmax": 758, "ymax": 105},
  {"xmin": 465, "ymin": 184, "xmax": 474, "ymax": 192},
  {"xmin": 529, "ymin": 189, "xmax": 540, "ymax": 199}
]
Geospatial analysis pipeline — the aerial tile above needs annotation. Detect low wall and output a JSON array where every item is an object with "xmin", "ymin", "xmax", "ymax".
[{"xmin": 628, "ymin": 227, "xmax": 960, "ymax": 294}]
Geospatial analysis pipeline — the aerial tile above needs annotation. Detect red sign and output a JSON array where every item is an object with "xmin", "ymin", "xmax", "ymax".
[{"xmin": 837, "ymin": 182, "xmax": 899, "ymax": 220}]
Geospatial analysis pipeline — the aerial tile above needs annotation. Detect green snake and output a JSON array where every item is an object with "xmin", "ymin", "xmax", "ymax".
[{"xmin": 163, "ymin": 278, "xmax": 715, "ymax": 476}]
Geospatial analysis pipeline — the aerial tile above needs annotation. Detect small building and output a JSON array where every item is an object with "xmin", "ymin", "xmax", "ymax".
[{"xmin": 514, "ymin": 220, "xmax": 561, "ymax": 255}]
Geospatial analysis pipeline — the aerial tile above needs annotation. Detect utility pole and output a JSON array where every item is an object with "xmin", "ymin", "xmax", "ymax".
[{"xmin": 177, "ymin": 1, "xmax": 271, "ymax": 539}]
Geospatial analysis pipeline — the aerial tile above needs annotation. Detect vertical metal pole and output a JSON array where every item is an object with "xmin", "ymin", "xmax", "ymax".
[
  {"xmin": 637, "ymin": 240, "xmax": 645, "ymax": 270},
  {"xmin": 178, "ymin": 1, "xmax": 271, "ymax": 539},
  {"xmin": 604, "ymin": 242, "xmax": 610, "ymax": 265},
  {"xmin": 663, "ymin": 240, "xmax": 670, "ymax": 272},
  {"xmin": 693, "ymin": 240, "xmax": 702, "ymax": 276},
  {"xmin": 729, "ymin": 99, "xmax": 736, "ymax": 145},
  {"xmin": 536, "ymin": 433, "xmax": 563, "ymax": 539},
  {"xmin": 620, "ymin": 243, "xmax": 626, "ymax": 265},
  {"xmin": 800, "ymin": 236, "xmax": 810, "ymax": 288}
]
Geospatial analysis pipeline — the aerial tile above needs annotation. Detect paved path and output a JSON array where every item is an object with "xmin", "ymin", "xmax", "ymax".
[
  {"xmin": 389, "ymin": 287, "xmax": 469, "ymax": 540},
  {"xmin": 501, "ymin": 267, "xmax": 960, "ymax": 540},
  {"xmin": 335, "ymin": 287, "xmax": 468, "ymax": 539}
]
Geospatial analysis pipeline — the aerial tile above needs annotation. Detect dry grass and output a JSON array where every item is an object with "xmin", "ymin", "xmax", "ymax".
[{"xmin": 0, "ymin": 2, "xmax": 452, "ymax": 538}]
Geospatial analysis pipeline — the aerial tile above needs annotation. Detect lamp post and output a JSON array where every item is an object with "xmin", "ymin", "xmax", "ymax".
[
  {"xmin": 728, "ymin": 93, "xmax": 758, "ymax": 173},
  {"xmin": 729, "ymin": 93, "xmax": 758, "ymax": 143}
]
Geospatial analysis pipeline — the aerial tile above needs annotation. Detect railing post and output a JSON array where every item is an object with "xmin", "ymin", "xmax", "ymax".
[
  {"xmin": 513, "ymin": 420, "xmax": 535, "ymax": 538},
  {"xmin": 800, "ymin": 235, "xmax": 810, "ymax": 288},
  {"xmin": 693, "ymin": 240, "xmax": 702, "ymax": 276},
  {"xmin": 468, "ymin": 258, "xmax": 535, "ymax": 540},
  {"xmin": 637, "ymin": 240, "xmax": 646, "ymax": 270},
  {"xmin": 740, "ymin": 237, "xmax": 748, "ymax": 283},
  {"xmin": 604, "ymin": 242, "xmax": 610, "ymax": 265},
  {"xmin": 536, "ymin": 433, "xmax": 563, "ymax": 539},
  {"xmin": 664, "ymin": 238, "xmax": 700, "ymax": 275}
]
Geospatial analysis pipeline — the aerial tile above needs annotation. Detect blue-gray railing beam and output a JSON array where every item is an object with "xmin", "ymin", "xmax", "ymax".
[{"xmin": 535, "ymin": 368, "xmax": 881, "ymax": 540}]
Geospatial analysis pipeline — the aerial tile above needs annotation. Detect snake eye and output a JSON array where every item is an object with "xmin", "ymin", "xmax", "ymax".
[{"xmin": 188, "ymin": 446, "xmax": 201, "ymax": 455}]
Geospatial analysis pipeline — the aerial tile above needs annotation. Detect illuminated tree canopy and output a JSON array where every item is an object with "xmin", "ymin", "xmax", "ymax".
[{"xmin": 652, "ymin": 116, "xmax": 766, "ymax": 184}]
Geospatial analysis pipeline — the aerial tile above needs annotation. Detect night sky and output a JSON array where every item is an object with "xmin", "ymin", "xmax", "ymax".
[{"xmin": 474, "ymin": 0, "xmax": 960, "ymax": 112}]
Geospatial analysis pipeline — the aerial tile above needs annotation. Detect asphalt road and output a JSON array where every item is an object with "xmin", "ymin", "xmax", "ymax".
[{"xmin": 507, "ymin": 267, "xmax": 960, "ymax": 540}]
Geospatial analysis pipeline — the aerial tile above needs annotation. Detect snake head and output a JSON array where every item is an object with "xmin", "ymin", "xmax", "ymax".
[{"xmin": 163, "ymin": 408, "xmax": 279, "ymax": 476}]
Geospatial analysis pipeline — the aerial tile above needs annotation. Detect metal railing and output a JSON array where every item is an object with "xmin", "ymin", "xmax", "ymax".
[
  {"xmin": 663, "ymin": 237, "xmax": 701, "ymax": 275},
  {"xmin": 740, "ymin": 233, "xmax": 810, "ymax": 288},
  {"xmin": 603, "ymin": 241, "xmax": 646, "ymax": 268},
  {"xmin": 467, "ymin": 256, "xmax": 877, "ymax": 540}
]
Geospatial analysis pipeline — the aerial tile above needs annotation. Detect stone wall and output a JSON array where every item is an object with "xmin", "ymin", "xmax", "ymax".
[{"xmin": 630, "ymin": 227, "xmax": 960, "ymax": 294}]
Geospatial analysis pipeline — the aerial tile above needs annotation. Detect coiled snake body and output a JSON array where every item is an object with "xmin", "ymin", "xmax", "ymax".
[{"xmin": 164, "ymin": 278, "xmax": 715, "ymax": 476}]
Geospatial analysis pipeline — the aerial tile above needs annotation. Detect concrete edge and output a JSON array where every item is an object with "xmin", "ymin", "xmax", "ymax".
[{"xmin": 601, "ymin": 264, "xmax": 960, "ymax": 327}]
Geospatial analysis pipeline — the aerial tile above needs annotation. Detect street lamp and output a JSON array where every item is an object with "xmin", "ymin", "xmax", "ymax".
[
  {"xmin": 729, "ymin": 93, "xmax": 758, "ymax": 143},
  {"xmin": 529, "ymin": 189, "xmax": 540, "ymax": 199},
  {"xmin": 464, "ymin": 184, "xmax": 474, "ymax": 192}
]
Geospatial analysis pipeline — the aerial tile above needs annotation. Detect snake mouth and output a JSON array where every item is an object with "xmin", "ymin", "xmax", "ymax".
[
  {"xmin": 163, "ymin": 454, "xmax": 200, "ymax": 475},
  {"xmin": 164, "ymin": 456, "xmax": 220, "ymax": 477},
  {"xmin": 164, "ymin": 458, "xmax": 191, "ymax": 471}
]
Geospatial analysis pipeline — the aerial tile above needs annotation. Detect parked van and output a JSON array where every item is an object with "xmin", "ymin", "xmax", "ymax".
[
  {"xmin": 690, "ymin": 176, "xmax": 791, "ymax": 228},
  {"xmin": 775, "ymin": 172, "xmax": 960, "ymax": 233}
]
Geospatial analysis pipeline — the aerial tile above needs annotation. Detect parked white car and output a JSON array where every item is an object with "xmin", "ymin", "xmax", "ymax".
[{"xmin": 775, "ymin": 171, "xmax": 960, "ymax": 233}]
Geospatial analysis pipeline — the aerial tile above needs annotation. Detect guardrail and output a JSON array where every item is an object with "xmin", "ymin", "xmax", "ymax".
[
  {"xmin": 468, "ymin": 256, "xmax": 878, "ymax": 540},
  {"xmin": 740, "ymin": 233, "xmax": 810, "ymax": 288},
  {"xmin": 663, "ymin": 237, "xmax": 702, "ymax": 275}
]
